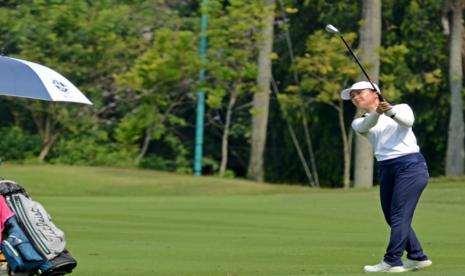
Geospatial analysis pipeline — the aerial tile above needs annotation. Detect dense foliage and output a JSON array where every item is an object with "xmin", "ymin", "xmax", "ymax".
[{"xmin": 0, "ymin": 0, "xmax": 457, "ymax": 186}]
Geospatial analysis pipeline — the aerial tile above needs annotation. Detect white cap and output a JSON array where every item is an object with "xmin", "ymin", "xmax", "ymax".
[{"xmin": 340, "ymin": 81, "xmax": 380, "ymax": 100}]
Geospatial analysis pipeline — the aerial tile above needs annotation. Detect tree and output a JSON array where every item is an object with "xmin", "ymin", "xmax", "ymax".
[
  {"xmin": 443, "ymin": 0, "xmax": 464, "ymax": 176},
  {"xmin": 383, "ymin": 0, "xmax": 448, "ymax": 177},
  {"xmin": 292, "ymin": 31, "xmax": 359, "ymax": 188},
  {"xmin": 266, "ymin": 0, "xmax": 362, "ymax": 186},
  {"xmin": 353, "ymin": 0, "xmax": 382, "ymax": 188},
  {"xmin": 0, "ymin": 0, "xmax": 456, "ymax": 185},
  {"xmin": 205, "ymin": 0, "xmax": 261, "ymax": 177},
  {"xmin": 274, "ymin": 0, "xmax": 320, "ymax": 187},
  {"xmin": 0, "ymin": 1, "xmax": 182, "ymax": 162},
  {"xmin": 247, "ymin": 0, "xmax": 276, "ymax": 182},
  {"xmin": 115, "ymin": 28, "xmax": 198, "ymax": 167},
  {"xmin": 0, "ymin": 1, "xmax": 158, "ymax": 161}
]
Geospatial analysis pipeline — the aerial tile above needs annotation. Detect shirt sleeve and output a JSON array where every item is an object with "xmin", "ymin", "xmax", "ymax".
[
  {"xmin": 384, "ymin": 104, "xmax": 414, "ymax": 128},
  {"xmin": 351, "ymin": 111, "xmax": 381, "ymax": 133}
]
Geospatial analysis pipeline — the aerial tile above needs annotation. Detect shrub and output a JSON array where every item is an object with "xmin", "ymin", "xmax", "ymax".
[{"xmin": 0, "ymin": 126, "xmax": 40, "ymax": 161}]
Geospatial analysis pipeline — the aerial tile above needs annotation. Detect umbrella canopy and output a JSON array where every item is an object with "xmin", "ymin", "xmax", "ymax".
[{"xmin": 0, "ymin": 56, "xmax": 92, "ymax": 105}]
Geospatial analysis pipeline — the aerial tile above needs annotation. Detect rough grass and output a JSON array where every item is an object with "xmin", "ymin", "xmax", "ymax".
[
  {"xmin": 1, "ymin": 164, "xmax": 313, "ymax": 196},
  {"xmin": 1, "ymin": 164, "xmax": 464, "ymax": 275}
]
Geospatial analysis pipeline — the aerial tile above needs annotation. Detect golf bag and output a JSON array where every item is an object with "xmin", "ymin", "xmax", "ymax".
[{"xmin": 0, "ymin": 180, "xmax": 77, "ymax": 275}]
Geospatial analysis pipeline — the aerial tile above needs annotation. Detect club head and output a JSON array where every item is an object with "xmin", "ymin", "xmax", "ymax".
[{"xmin": 325, "ymin": 24, "xmax": 340, "ymax": 34}]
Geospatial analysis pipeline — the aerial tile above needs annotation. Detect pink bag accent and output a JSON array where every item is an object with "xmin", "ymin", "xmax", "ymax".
[{"xmin": 0, "ymin": 196, "xmax": 14, "ymax": 241}]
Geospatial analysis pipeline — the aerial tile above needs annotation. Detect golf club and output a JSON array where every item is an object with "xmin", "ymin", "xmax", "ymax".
[{"xmin": 325, "ymin": 24, "xmax": 384, "ymax": 102}]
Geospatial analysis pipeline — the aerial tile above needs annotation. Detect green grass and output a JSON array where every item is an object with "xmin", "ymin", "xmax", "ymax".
[{"xmin": 1, "ymin": 164, "xmax": 464, "ymax": 275}]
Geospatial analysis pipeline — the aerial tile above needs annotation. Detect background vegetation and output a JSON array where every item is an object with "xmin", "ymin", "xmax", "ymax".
[{"xmin": 0, "ymin": 0, "xmax": 460, "ymax": 187}]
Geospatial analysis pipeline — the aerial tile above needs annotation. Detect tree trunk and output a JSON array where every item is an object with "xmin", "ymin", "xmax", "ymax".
[
  {"xmin": 276, "ymin": 0, "xmax": 320, "ymax": 186},
  {"xmin": 338, "ymin": 101, "xmax": 353, "ymax": 189},
  {"xmin": 446, "ymin": 0, "xmax": 464, "ymax": 176},
  {"xmin": 271, "ymin": 78, "xmax": 316, "ymax": 186},
  {"xmin": 353, "ymin": 0, "xmax": 381, "ymax": 188},
  {"xmin": 28, "ymin": 103, "xmax": 60, "ymax": 162},
  {"xmin": 135, "ymin": 104, "xmax": 178, "ymax": 165},
  {"xmin": 38, "ymin": 132, "xmax": 59, "ymax": 161},
  {"xmin": 37, "ymin": 114, "xmax": 59, "ymax": 162},
  {"xmin": 219, "ymin": 89, "xmax": 238, "ymax": 177},
  {"xmin": 247, "ymin": 0, "xmax": 275, "ymax": 182},
  {"xmin": 287, "ymin": 122, "xmax": 316, "ymax": 186},
  {"xmin": 135, "ymin": 125, "xmax": 154, "ymax": 165}
]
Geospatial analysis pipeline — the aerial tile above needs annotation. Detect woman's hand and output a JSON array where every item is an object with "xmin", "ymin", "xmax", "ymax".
[{"xmin": 376, "ymin": 101, "xmax": 393, "ymax": 114}]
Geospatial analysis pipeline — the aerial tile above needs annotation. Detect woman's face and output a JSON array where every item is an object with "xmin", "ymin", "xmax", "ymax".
[{"xmin": 350, "ymin": 89, "xmax": 378, "ymax": 111}]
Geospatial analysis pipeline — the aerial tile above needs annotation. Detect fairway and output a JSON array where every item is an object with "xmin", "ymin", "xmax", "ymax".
[{"xmin": 1, "ymin": 165, "xmax": 465, "ymax": 275}]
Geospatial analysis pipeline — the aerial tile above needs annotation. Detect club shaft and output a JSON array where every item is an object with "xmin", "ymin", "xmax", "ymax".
[{"xmin": 338, "ymin": 34, "xmax": 385, "ymax": 102}]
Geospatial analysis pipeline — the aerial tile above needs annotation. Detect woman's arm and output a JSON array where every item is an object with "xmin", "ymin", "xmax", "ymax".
[
  {"xmin": 352, "ymin": 111, "xmax": 381, "ymax": 133},
  {"xmin": 384, "ymin": 104, "xmax": 414, "ymax": 128}
]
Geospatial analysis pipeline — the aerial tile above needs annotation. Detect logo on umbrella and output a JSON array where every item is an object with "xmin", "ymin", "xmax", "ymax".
[{"xmin": 52, "ymin": 80, "xmax": 69, "ymax": 93}]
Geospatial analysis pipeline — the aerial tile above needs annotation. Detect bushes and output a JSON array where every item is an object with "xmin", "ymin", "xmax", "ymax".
[
  {"xmin": 0, "ymin": 126, "xmax": 40, "ymax": 162},
  {"xmin": 50, "ymin": 129, "xmax": 137, "ymax": 167},
  {"xmin": 138, "ymin": 135, "xmax": 193, "ymax": 174},
  {"xmin": 49, "ymin": 127, "xmax": 192, "ymax": 173},
  {"xmin": 0, "ymin": 123, "xmax": 193, "ymax": 174}
]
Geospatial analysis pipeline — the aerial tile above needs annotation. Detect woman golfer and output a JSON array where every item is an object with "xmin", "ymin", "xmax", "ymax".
[{"xmin": 341, "ymin": 81, "xmax": 432, "ymax": 273}]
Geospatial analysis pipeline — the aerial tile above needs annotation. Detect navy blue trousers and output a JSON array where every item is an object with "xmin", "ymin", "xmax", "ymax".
[{"xmin": 378, "ymin": 152, "xmax": 429, "ymax": 266}]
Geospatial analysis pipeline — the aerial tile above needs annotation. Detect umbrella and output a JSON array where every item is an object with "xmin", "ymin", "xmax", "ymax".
[{"xmin": 0, "ymin": 56, "xmax": 92, "ymax": 105}]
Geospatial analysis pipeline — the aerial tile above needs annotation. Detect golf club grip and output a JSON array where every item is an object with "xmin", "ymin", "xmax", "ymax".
[
  {"xmin": 376, "ymin": 91, "xmax": 385, "ymax": 102},
  {"xmin": 366, "ymin": 78, "xmax": 385, "ymax": 102}
]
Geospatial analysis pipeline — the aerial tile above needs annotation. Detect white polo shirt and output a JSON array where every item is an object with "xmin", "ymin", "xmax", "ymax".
[{"xmin": 352, "ymin": 104, "xmax": 419, "ymax": 161}]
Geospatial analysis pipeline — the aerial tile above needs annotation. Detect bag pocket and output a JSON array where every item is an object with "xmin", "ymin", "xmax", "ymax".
[
  {"xmin": 1, "ymin": 238, "xmax": 24, "ymax": 271},
  {"xmin": 1, "ymin": 234, "xmax": 44, "ymax": 272}
]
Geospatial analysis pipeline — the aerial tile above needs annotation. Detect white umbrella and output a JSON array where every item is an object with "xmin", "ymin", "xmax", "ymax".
[{"xmin": 0, "ymin": 56, "xmax": 92, "ymax": 105}]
